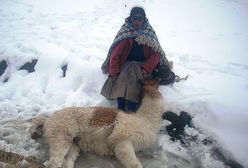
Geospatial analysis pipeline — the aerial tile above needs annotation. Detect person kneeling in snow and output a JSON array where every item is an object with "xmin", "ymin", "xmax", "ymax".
[{"xmin": 101, "ymin": 6, "xmax": 171, "ymax": 112}]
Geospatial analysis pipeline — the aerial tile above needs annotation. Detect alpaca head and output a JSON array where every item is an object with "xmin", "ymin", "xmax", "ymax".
[
  {"xmin": 29, "ymin": 116, "xmax": 47, "ymax": 140},
  {"xmin": 142, "ymin": 79, "xmax": 161, "ymax": 99}
]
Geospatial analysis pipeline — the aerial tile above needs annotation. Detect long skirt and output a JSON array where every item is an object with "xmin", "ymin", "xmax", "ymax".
[{"xmin": 100, "ymin": 61, "xmax": 143, "ymax": 103}]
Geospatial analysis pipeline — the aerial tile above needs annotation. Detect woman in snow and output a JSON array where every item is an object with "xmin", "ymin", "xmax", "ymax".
[{"xmin": 101, "ymin": 6, "xmax": 171, "ymax": 112}]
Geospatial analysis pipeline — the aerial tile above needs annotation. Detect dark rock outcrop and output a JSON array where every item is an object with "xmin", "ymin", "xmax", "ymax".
[
  {"xmin": 0, "ymin": 60, "xmax": 7, "ymax": 77},
  {"xmin": 61, "ymin": 64, "xmax": 68, "ymax": 78},
  {"xmin": 19, "ymin": 59, "xmax": 38, "ymax": 73}
]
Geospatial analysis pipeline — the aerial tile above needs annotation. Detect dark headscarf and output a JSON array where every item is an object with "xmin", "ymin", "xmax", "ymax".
[{"xmin": 130, "ymin": 7, "xmax": 146, "ymax": 18}]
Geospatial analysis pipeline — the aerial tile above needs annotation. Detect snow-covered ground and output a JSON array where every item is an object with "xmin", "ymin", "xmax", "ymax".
[{"xmin": 0, "ymin": 0, "xmax": 248, "ymax": 167}]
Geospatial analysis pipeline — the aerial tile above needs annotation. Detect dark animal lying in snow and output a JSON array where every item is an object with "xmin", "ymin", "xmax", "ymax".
[{"xmin": 162, "ymin": 111, "xmax": 193, "ymax": 142}]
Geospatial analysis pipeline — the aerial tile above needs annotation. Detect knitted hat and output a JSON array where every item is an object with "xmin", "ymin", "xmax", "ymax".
[{"xmin": 130, "ymin": 7, "xmax": 146, "ymax": 17}]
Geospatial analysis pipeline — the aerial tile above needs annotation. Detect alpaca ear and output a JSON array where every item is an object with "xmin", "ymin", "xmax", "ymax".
[{"xmin": 142, "ymin": 79, "xmax": 159, "ymax": 89}]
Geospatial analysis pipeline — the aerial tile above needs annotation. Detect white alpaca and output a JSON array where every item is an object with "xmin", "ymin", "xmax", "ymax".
[{"xmin": 29, "ymin": 80, "xmax": 165, "ymax": 168}]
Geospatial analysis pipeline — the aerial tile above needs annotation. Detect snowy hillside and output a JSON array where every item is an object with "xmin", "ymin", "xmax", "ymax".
[{"xmin": 0, "ymin": 0, "xmax": 248, "ymax": 167}]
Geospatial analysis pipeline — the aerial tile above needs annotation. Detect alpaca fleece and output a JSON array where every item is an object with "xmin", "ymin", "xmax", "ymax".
[
  {"xmin": 89, "ymin": 107, "xmax": 118, "ymax": 127},
  {"xmin": 29, "ymin": 80, "xmax": 164, "ymax": 168}
]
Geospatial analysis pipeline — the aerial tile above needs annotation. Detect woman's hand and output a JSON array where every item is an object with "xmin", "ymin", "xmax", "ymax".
[
  {"xmin": 110, "ymin": 73, "xmax": 119, "ymax": 78},
  {"xmin": 141, "ymin": 68, "xmax": 149, "ymax": 79}
]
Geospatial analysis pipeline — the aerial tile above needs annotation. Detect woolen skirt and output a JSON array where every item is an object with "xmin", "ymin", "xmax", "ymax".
[{"xmin": 100, "ymin": 61, "xmax": 143, "ymax": 103}]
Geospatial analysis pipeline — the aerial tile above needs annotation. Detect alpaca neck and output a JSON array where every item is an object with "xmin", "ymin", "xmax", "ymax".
[{"xmin": 136, "ymin": 96, "xmax": 164, "ymax": 130}]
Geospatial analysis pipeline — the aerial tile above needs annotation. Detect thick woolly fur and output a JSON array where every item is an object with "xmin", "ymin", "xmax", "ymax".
[{"xmin": 29, "ymin": 80, "xmax": 165, "ymax": 168}]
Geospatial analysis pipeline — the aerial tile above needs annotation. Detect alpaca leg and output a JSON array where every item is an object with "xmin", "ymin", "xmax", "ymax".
[
  {"xmin": 62, "ymin": 144, "xmax": 80, "ymax": 168},
  {"xmin": 47, "ymin": 136, "xmax": 72, "ymax": 168},
  {"xmin": 115, "ymin": 140, "xmax": 143, "ymax": 168}
]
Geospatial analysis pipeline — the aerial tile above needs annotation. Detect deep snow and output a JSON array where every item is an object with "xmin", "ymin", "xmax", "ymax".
[{"xmin": 0, "ymin": 0, "xmax": 248, "ymax": 167}]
